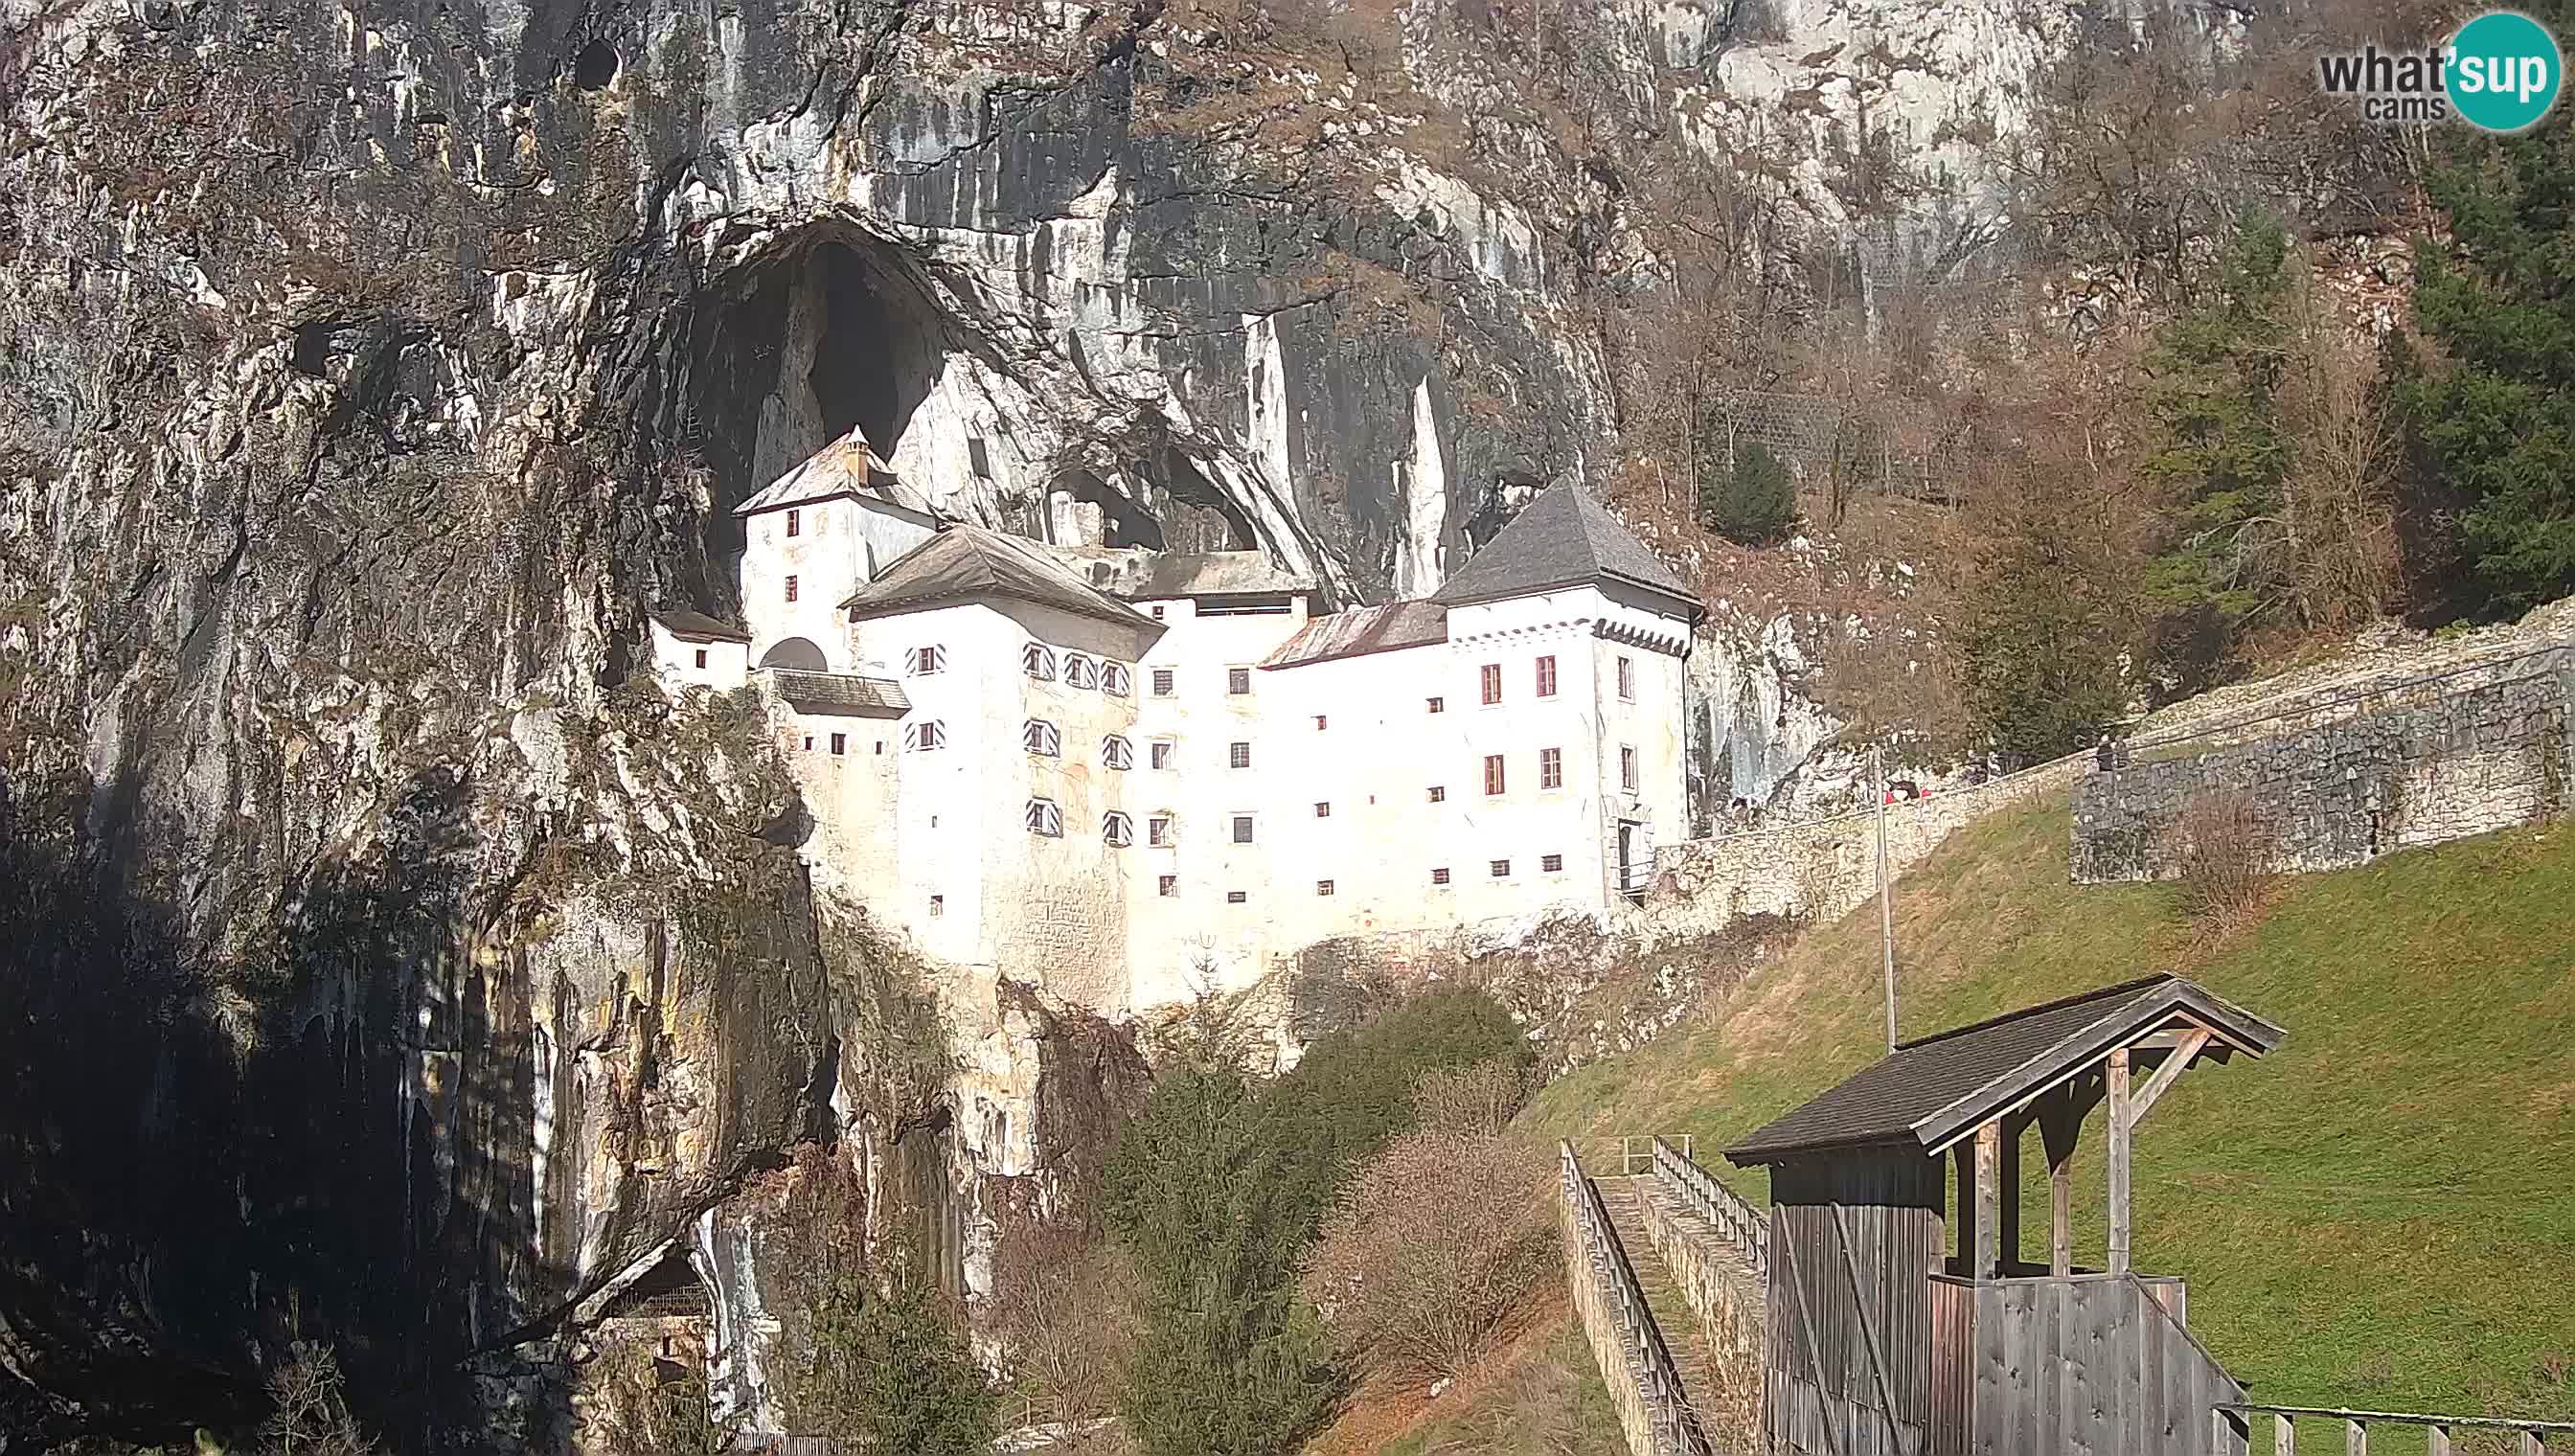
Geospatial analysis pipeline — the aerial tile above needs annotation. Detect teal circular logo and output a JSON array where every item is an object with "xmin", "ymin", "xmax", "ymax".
[{"xmin": 2448, "ymin": 11, "xmax": 2564, "ymax": 132}]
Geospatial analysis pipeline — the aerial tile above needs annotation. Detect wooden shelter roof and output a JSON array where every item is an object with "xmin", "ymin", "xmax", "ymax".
[{"xmin": 1724, "ymin": 975, "xmax": 2284, "ymax": 1166}]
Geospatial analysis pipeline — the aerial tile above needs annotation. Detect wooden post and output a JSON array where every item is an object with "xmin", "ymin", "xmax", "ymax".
[
  {"xmin": 2108, "ymin": 1047, "xmax": 2133, "ymax": 1276},
  {"xmin": 1954, "ymin": 1141, "xmax": 1978, "ymax": 1273},
  {"xmin": 1998, "ymin": 1113, "xmax": 2023, "ymax": 1276},
  {"xmin": 2427, "ymin": 1425, "xmax": 2450, "ymax": 1456},
  {"xmin": 2516, "ymin": 1433, "xmax": 2541, "ymax": 1456},
  {"xmin": 2346, "ymin": 1417, "xmax": 2366, "ymax": 1455},
  {"xmin": 2039, "ymin": 1089, "xmax": 2080, "ymax": 1277},
  {"xmin": 1974, "ymin": 1119, "xmax": 2002, "ymax": 1281},
  {"xmin": 2276, "ymin": 1414, "xmax": 2296, "ymax": 1456}
]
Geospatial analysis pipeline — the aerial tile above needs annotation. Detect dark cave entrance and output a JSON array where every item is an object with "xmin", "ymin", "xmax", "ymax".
[
  {"xmin": 677, "ymin": 232, "xmax": 954, "ymax": 606},
  {"xmin": 807, "ymin": 241, "xmax": 943, "ymax": 459}
]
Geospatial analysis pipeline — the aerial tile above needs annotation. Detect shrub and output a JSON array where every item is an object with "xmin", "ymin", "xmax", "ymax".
[
  {"xmin": 2167, "ymin": 790, "xmax": 2276, "ymax": 921},
  {"xmin": 1698, "ymin": 441, "xmax": 1798, "ymax": 546},
  {"xmin": 990, "ymin": 1216, "xmax": 1140, "ymax": 1429},
  {"xmin": 1299, "ymin": 1121, "xmax": 1553, "ymax": 1382}
]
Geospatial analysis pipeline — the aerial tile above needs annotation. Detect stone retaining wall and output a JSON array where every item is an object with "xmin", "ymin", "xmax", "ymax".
[
  {"xmin": 2071, "ymin": 647, "xmax": 2574, "ymax": 882},
  {"xmin": 1633, "ymin": 752, "xmax": 2089, "ymax": 933}
]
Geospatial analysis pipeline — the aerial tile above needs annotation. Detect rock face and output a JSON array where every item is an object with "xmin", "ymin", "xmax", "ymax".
[{"xmin": 0, "ymin": 0, "xmax": 2207, "ymax": 1440}]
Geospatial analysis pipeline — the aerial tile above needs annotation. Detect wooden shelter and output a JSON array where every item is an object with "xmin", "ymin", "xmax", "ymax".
[{"xmin": 1723, "ymin": 975, "xmax": 2285, "ymax": 1456}]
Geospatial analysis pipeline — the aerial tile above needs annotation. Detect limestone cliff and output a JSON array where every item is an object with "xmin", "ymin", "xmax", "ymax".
[{"xmin": 0, "ymin": 0, "xmax": 2222, "ymax": 1440}]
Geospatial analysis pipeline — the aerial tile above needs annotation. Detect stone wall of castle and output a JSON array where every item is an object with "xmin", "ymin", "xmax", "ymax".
[{"xmin": 2069, "ymin": 647, "xmax": 2573, "ymax": 883}]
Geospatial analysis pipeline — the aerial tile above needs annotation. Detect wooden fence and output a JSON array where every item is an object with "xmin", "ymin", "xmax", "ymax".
[
  {"xmin": 2214, "ymin": 1404, "xmax": 2575, "ymax": 1454},
  {"xmin": 1651, "ymin": 1135, "xmax": 1769, "ymax": 1278},
  {"xmin": 1560, "ymin": 1140, "xmax": 1716, "ymax": 1456},
  {"xmin": 1927, "ymin": 1271, "xmax": 2248, "ymax": 1456}
]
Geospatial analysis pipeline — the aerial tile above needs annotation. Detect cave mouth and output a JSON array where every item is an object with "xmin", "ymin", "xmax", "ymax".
[
  {"xmin": 806, "ymin": 241, "xmax": 943, "ymax": 459},
  {"xmin": 677, "ymin": 230, "xmax": 956, "ymax": 598},
  {"xmin": 572, "ymin": 39, "xmax": 620, "ymax": 90}
]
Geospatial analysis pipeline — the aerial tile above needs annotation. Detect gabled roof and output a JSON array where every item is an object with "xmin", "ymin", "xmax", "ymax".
[
  {"xmin": 1045, "ymin": 546, "xmax": 1317, "ymax": 602},
  {"xmin": 1431, "ymin": 485, "xmax": 1697, "ymax": 612},
  {"xmin": 734, "ymin": 425, "xmax": 933, "ymax": 519},
  {"xmin": 650, "ymin": 609, "xmax": 751, "ymax": 644},
  {"xmin": 1724, "ymin": 976, "xmax": 2285, "ymax": 1166},
  {"xmin": 839, "ymin": 526, "xmax": 1162, "ymax": 633},
  {"xmin": 768, "ymin": 669, "xmax": 910, "ymax": 717},
  {"xmin": 1264, "ymin": 601, "xmax": 1450, "ymax": 669}
]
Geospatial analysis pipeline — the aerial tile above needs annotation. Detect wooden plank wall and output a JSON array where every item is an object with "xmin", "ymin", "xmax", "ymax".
[
  {"xmin": 1934, "ymin": 1273, "xmax": 2247, "ymax": 1456},
  {"xmin": 1765, "ymin": 1152, "xmax": 1945, "ymax": 1456}
]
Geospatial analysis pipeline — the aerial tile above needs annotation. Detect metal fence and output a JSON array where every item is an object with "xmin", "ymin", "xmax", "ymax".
[
  {"xmin": 1561, "ymin": 1141, "xmax": 1716, "ymax": 1456},
  {"xmin": 1651, "ymin": 1136, "xmax": 1769, "ymax": 1280}
]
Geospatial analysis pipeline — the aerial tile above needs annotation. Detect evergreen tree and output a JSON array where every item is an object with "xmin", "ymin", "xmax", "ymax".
[
  {"xmin": 2139, "ymin": 215, "xmax": 2294, "ymax": 680},
  {"xmin": 787, "ymin": 1247, "xmax": 997, "ymax": 1456},
  {"xmin": 1955, "ymin": 513, "xmax": 2130, "ymax": 760},
  {"xmin": 1103, "ymin": 1037, "xmax": 1336, "ymax": 1456},
  {"xmin": 1699, "ymin": 440, "xmax": 1799, "ymax": 545},
  {"xmin": 2397, "ymin": 47, "xmax": 2575, "ymax": 610}
]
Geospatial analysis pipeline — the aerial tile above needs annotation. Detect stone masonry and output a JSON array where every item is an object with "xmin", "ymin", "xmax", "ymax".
[{"xmin": 2071, "ymin": 646, "xmax": 2574, "ymax": 882}]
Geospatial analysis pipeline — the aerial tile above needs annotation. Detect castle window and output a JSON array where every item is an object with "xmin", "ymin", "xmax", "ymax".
[
  {"xmin": 1151, "ymin": 740, "xmax": 1174, "ymax": 770},
  {"xmin": 1102, "ymin": 662, "xmax": 1132, "ymax": 696},
  {"xmin": 1427, "ymin": 696, "xmax": 1444, "ymax": 714},
  {"xmin": 786, "ymin": 508, "xmax": 801, "ymax": 537},
  {"xmin": 1231, "ymin": 815, "xmax": 1254, "ymax": 844},
  {"xmin": 1490, "ymin": 858, "xmax": 1510, "ymax": 877},
  {"xmin": 1431, "ymin": 867, "xmax": 1451, "ymax": 885},
  {"xmin": 1104, "ymin": 811, "xmax": 1133, "ymax": 847},
  {"xmin": 904, "ymin": 720, "xmax": 946, "ymax": 751},
  {"xmin": 1427, "ymin": 785, "xmax": 1445, "ymax": 803},
  {"xmin": 830, "ymin": 733, "xmax": 847, "ymax": 755},
  {"xmin": 1314, "ymin": 802, "xmax": 1330, "ymax": 818},
  {"xmin": 1229, "ymin": 741, "xmax": 1250, "ymax": 769},
  {"xmin": 1226, "ymin": 890, "xmax": 1247, "ymax": 903},
  {"xmin": 1022, "ymin": 644, "xmax": 1058, "ymax": 681},
  {"xmin": 1313, "ymin": 715, "xmax": 1328, "ymax": 731},
  {"xmin": 1617, "ymin": 656, "xmax": 1635, "ymax": 701},
  {"xmin": 1480, "ymin": 663, "xmax": 1502, "ymax": 705},
  {"xmin": 803, "ymin": 735, "xmax": 814, "ymax": 751},
  {"xmin": 1150, "ymin": 815, "xmax": 1174, "ymax": 847},
  {"xmin": 1158, "ymin": 875, "xmax": 1177, "ymax": 897},
  {"xmin": 1152, "ymin": 604, "xmax": 1166, "ymax": 620},
  {"xmin": 1064, "ymin": 653, "xmax": 1099, "ymax": 690},
  {"xmin": 785, "ymin": 575, "xmax": 799, "ymax": 603},
  {"xmin": 1316, "ymin": 879, "xmax": 1334, "ymax": 897},
  {"xmin": 695, "ymin": 649, "xmax": 708, "ymax": 669},
  {"xmin": 1152, "ymin": 668, "xmax": 1175, "ymax": 696},
  {"xmin": 1621, "ymin": 745, "xmax": 1638, "ymax": 791},
  {"xmin": 1542, "ymin": 853, "xmax": 1564, "ymax": 873},
  {"xmin": 1025, "ymin": 799, "xmax": 1062, "ymax": 837},
  {"xmin": 904, "ymin": 645, "xmax": 946, "ymax": 675},
  {"xmin": 1024, "ymin": 718, "xmax": 1061, "ymax": 757},
  {"xmin": 1536, "ymin": 654, "xmax": 1557, "ymax": 697},
  {"xmin": 1483, "ymin": 755, "xmax": 1506, "ymax": 796},
  {"xmin": 1227, "ymin": 667, "xmax": 1251, "ymax": 694},
  {"xmin": 1540, "ymin": 747, "xmax": 1563, "ymax": 790},
  {"xmin": 1103, "ymin": 735, "xmax": 1134, "ymax": 769},
  {"xmin": 929, "ymin": 895, "xmax": 944, "ymax": 918}
]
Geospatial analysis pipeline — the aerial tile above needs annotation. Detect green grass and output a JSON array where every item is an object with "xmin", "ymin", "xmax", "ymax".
[{"xmin": 1522, "ymin": 797, "xmax": 2575, "ymax": 1424}]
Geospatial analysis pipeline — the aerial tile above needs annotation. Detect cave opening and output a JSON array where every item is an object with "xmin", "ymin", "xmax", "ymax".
[
  {"xmin": 675, "ymin": 232, "xmax": 955, "ymax": 610},
  {"xmin": 572, "ymin": 39, "xmax": 620, "ymax": 90},
  {"xmin": 1138, "ymin": 446, "xmax": 1256, "ymax": 554}
]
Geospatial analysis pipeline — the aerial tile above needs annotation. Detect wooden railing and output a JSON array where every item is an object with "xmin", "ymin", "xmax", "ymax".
[
  {"xmin": 2215, "ymin": 1403, "xmax": 2575, "ymax": 1454},
  {"xmin": 1559, "ymin": 1141, "xmax": 1715, "ymax": 1456},
  {"xmin": 1650, "ymin": 1135, "xmax": 1768, "ymax": 1279}
]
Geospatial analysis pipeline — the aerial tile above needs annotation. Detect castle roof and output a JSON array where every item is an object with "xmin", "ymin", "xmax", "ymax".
[
  {"xmin": 1264, "ymin": 600, "xmax": 1449, "ymax": 669},
  {"xmin": 840, "ymin": 526, "xmax": 1162, "ymax": 632},
  {"xmin": 735, "ymin": 425, "xmax": 933, "ymax": 519},
  {"xmin": 1430, "ymin": 485, "xmax": 1696, "ymax": 612},
  {"xmin": 649, "ymin": 609, "xmax": 751, "ymax": 644},
  {"xmin": 1043, "ymin": 546, "xmax": 1315, "ymax": 601}
]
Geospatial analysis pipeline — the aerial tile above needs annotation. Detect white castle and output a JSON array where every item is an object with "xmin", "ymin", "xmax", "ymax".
[{"xmin": 648, "ymin": 427, "xmax": 1701, "ymax": 1016}]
